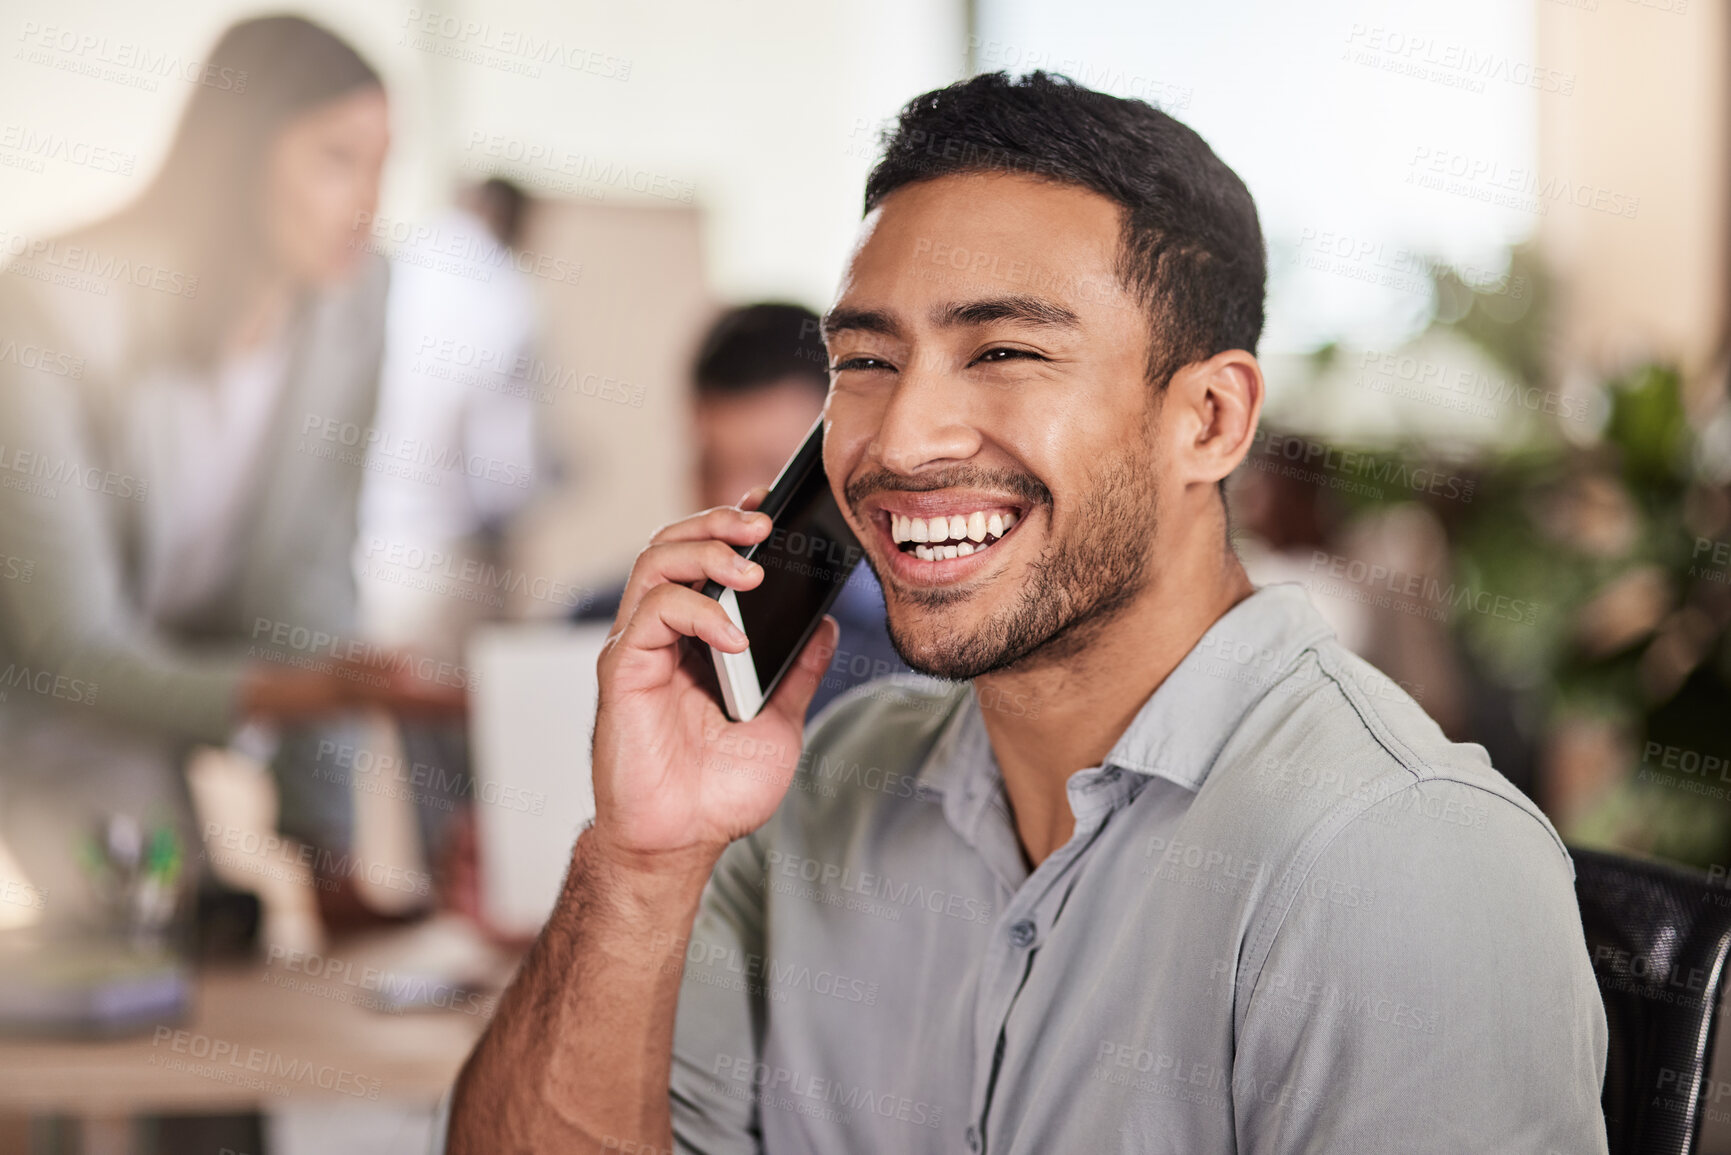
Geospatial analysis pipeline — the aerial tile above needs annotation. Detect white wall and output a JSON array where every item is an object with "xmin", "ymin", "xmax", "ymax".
[{"xmin": 0, "ymin": 0, "xmax": 966, "ymax": 309}]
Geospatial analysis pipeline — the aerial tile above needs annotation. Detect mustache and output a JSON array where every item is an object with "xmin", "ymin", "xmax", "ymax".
[{"xmin": 844, "ymin": 465, "xmax": 1052, "ymax": 511}]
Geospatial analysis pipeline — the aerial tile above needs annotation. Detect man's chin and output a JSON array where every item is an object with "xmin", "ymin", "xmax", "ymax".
[{"xmin": 885, "ymin": 613, "xmax": 1025, "ymax": 683}]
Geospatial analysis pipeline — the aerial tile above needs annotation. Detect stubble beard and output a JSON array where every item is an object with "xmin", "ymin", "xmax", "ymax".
[{"xmin": 875, "ymin": 432, "xmax": 1160, "ymax": 682}]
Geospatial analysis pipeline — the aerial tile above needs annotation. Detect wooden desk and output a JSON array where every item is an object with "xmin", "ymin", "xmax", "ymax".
[{"xmin": 0, "ymin": 960, "xmax": 490, "ymax": 1118}]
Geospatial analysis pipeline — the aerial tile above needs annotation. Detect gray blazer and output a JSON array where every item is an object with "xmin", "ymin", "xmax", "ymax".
[{"xmin": 0, "ymin": 251, "xmax": 389, "ymax": 920}]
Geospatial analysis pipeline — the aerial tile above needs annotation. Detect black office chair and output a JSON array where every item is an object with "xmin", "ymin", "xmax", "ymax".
[{"xmin": 1573, "ymin": 846, "xmax": 1731, "ymax": 1155}]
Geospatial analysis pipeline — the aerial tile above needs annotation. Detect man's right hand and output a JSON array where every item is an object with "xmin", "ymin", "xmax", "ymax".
[
  {"xmin": 450, "ymin": 489, "xmax": 839, "ymax": 1155},
  {"xmin": 590, "ymin": 486, "xmax": 839, "ymax": 868}
]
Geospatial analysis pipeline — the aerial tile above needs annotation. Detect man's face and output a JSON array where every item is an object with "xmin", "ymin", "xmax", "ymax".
[
  {"xmin": 823, "ymin": 171, "xmax": 1169, "ymax": 679},
  {"xmin": 695, "ymin": 377, "xmax": 826, "ymax": 511}
]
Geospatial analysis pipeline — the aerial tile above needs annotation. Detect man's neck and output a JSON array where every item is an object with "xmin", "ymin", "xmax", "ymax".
[{"xmin": 975, "ymin": 533, "xmax": 1256, "ymax": 870}]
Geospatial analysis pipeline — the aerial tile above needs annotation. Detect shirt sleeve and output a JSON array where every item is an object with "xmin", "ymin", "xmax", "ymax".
[
  {"xmin": 1234, "ymin": 777, "xmax": 1609, "ymax": 1155},
  {"xmin": 669, "ymin": 827, "xmax": 771, "ymax": 1155},
  {"xmin": 0, "ymin": 337, "xmax": 247, "ymax": 743}
]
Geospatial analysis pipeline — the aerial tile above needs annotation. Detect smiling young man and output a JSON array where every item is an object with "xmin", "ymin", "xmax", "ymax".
[{"xmin": 446, "ymin": 72, "xmax": 1607, "ymax": 1154}]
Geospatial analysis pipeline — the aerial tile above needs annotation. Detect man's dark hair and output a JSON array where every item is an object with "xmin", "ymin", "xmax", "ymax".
[
  {"xmin": 864, "ymin": 70, "xmax": 1265, "ymax": 389},
  {"xmin": 693, "ymin": 303, "xmax": 829, "ymax": 399},
  {"xmin": 475, "ymin": 177, "xmax": 529, "ymax": 249}
]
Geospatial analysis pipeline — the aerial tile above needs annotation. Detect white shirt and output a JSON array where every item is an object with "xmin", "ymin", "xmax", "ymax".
[{"xmin": 360, "ymin": 207, "xmax": 539, "ymax": 548}]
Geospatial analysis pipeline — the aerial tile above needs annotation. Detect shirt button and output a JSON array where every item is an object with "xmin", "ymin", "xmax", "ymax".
[
  {"xmin": 966, "ymin": 1124, "xmax": 981, "ymax": 1152},
  {"xmin": 1008, "ymin": 919, "xmax": 1036, "ymax": 949}
]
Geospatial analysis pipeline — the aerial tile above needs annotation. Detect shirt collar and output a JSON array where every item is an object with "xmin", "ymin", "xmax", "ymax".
[
  {"xmin": 912, "ymin": 582, "xmax": 1336, "ymax": 806},
  {"xmin": 1102, "ymin": 582, "xmax": 1336, "ymax": 790}
]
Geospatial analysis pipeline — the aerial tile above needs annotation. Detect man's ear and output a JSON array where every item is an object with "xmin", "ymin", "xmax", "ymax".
[{"xmin": 1163, "ymin": 350, "xmax": 1264, "ymax": 487}]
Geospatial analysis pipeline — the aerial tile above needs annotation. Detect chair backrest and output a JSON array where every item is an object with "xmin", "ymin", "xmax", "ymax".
[{"xmin": 1572, "ymin": 846, "xmax": 1731, "ymax": 1155}]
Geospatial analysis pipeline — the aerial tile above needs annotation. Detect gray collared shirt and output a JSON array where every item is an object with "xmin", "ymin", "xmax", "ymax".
[{"xmin": 664, "ymin": 583, "xmax": 1607, "ymax": 1154}]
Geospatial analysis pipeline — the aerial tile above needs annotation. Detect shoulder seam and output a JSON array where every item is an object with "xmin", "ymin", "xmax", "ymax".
[
  {"xmin": 1231, "ymin": 643, "xmax": 1568, "ymax": 1040},
  {"xmin": 1311, "ymin": 644, "xmax": 1566, "ymax": 859}
]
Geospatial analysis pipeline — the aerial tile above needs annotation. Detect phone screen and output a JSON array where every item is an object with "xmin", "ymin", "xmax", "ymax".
[{"xmin": 736, "ymin": 456, "xmax": 863, "ymax": 697}]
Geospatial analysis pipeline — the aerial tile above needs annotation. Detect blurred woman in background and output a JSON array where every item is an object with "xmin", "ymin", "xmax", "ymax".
[{"xmin": 0, "ymin": 15, "xmax": 455, "ymax": 934}]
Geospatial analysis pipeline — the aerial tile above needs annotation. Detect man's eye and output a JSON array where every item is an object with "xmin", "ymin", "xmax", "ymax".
[
  {"xmin": 832, "ymin": 356, "xmax": 892, "ymax": 372},
  {"xmin": 973, "ymin": 347, "xmax": 1043, "ymax": 365}
]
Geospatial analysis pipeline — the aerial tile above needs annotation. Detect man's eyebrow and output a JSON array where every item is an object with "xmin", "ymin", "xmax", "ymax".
[
  {"xmin": 820, "ymin": 307, "xmax": 902, "ymax": 341},
  {"xmin": 933, "ymin": 295, "xmax": 1081, "ymax": 330}
]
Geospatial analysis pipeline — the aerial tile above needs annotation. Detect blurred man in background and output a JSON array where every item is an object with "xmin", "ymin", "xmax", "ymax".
[
  {"xmin": 578, "ymin": 302, "xmax": 905, "ymax": 715},
  {"xmin": 356, "ymin": 177, "xmax": 543, "ymax": 891}
]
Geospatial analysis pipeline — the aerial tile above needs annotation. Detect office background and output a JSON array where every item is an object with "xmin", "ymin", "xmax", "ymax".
[{"xmin": 0, "ymin": 0, "xmax": 1725, "ymax": 1151}]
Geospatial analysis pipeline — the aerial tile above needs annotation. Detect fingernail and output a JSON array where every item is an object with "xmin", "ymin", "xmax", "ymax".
[{"xmin": 726, "ymin": 623, "xmax": 747, "ymax": 644}]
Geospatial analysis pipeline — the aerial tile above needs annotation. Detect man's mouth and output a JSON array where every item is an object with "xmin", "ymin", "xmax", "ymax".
[{"xmin": 887, "ymin": 508, "xmax": 1020, "ymax": 561}]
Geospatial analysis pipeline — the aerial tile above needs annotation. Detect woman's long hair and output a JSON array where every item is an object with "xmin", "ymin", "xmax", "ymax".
[{"xmin": 81, "ymin": 15, "xmax": 382, "ymax": 373}]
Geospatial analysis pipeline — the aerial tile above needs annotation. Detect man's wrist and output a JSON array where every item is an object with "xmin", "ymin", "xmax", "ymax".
[{"xmin": 574, "ymin": 826, "xmax": 721, "ymax": 914}]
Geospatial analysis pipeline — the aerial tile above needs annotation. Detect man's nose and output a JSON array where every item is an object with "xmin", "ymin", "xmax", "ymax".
[{"xmin": 870, "ymin": 362, "xmax": 981, "ymax": 474}]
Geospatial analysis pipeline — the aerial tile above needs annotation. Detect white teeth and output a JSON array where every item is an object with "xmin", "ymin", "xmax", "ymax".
[{"xmin": 892, "ymin": 506, "xmax": 1022, "ymax": 557}]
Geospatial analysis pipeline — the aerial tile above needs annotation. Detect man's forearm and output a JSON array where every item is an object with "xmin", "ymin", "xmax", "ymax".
[{"xmin": 448, "ymin": 829, "xmax": 718, "ymax": 1154}]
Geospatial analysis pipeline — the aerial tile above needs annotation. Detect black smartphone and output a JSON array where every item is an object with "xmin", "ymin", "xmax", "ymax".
[{"xmin": 701, "ymin": 418, "xmax": 863, "ymax": 721}]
